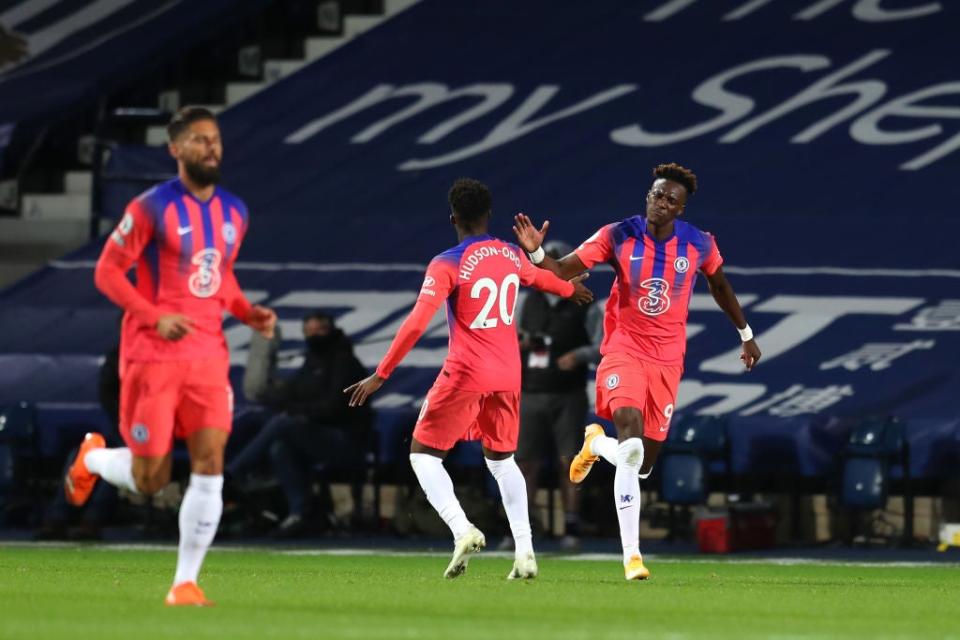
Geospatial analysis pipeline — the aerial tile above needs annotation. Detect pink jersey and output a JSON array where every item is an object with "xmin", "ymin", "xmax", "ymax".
[
  {"xmin": 574, "ymin": 216, "xmax": 723, "ymax": 366},
  {"xmin": 95, "ymin": 177, "xmax": 252, "ymax": 362},
  {"xmin": 376, "ymin": 234, "xmax": 574, "ymax": 392}
]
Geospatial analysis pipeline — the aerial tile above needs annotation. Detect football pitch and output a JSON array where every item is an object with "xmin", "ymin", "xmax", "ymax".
[{"xmin": 1, "ymin": 545, "xmax": 958, "ymax": 639}]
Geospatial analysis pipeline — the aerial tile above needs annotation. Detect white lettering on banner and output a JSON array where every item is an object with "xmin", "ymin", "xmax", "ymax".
[
  {"xmin": 740, "ymin": 384, "xmax": 855, "ymax": 417},
  {"xmin": 398, "ymin": 84, "xmax": 638, "ymax": 170},
  {"xmin": 677, "ymin": 379, "xmax": 768, "ymax": 415},
  {"xmin": 284, "ymin": 82, "xmax": 637, "ymax": 170},
  {"xmin": 284, "ymin": 50, "xmax": 958, "ymax": 171},
  {"xmin": 284, "ymin": 83, "xmax": 515, "ymax": 144},
  {"xmin": 699, "ymin": 295, "xmax": 924, "ymax": 374},
  {"xmin": 819, "ymin": 339, "xmax": 935, "ymax": 371},
  {"xmin": 644, "ymin": 0, "xmax": 942, "ymax": 22},
  {"xmin": 612, "ymin": 49, "xmax": 960, "ymax": 170},
  {"xmin": 894, "ymin": 300, "xmax": 960, "ymax": 331}
]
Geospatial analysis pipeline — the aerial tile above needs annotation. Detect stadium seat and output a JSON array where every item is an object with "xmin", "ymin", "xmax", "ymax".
[
  {"xmin": 658, "ymin": 415, "xmax": 730, "ymax": 539},
  {"xmin": 837, "ymin": 415, "xmax": 912, "ymax": 544}
]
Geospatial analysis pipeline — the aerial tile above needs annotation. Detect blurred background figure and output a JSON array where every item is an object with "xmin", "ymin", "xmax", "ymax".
[
  {"xmin": 507, "ymin": 240, "xmax": 603, "ymax": 552},
  {"xmin": 226, "ymin": 311, "xmax": 372, "ymax": 537}
]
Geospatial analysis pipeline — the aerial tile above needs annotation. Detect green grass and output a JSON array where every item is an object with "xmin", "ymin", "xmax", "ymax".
[{"xmin": 1, "ymin": 546, "xmax": 959, "ymax": 639}]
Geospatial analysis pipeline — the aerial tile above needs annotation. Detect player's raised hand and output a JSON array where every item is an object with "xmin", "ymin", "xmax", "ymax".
[
  {"xmin": 156, "ymin": 313, "xmax": 194, "ymax": 341},
  {"xmin": 247, "ymin": 304, "xmax": 277, "ymax": 339},
  {"xmin": 740, "ymin": 339, "xmax": 762, "ymax": 371},
  {"xmin": 513, "ymin": 213, "xmax": 549, "ymax": 253},
  {"xmin": 568, "ymin": 272, "xmax": 593, "ymax": 305},
  {"xmin": 344, "ymin": 373, "xmax": 386, "ymax": 407}
]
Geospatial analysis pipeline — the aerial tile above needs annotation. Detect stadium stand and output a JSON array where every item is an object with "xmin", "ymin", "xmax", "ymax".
[{"xmin": 1, "ymin": 0, "xmax": 958, "ymax": 543}]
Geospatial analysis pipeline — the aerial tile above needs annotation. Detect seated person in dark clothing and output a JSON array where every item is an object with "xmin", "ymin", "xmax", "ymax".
[{"xmin": 226, "ymin": 311, "xmax": 372, "ymax": 535}]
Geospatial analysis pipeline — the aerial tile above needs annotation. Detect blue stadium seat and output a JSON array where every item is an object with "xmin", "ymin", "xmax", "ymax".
[
  {"xmin": 660, "ymin": 452, "xmax": 706, "ymax": 505},
  {"xmin": 836, "ymin": 415, "xmax": 912, "ymax": 543},
  {"xmin": 840, "ymin": 457, "xmax": 887, "ymax": 509},
  {"xmin": 658, "ymin": 415, "xmax": 730, "ymax": 540}
]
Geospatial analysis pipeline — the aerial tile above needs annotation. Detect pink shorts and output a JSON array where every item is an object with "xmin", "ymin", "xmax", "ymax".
[
  {"xmin": 120, "ymin": 359, "xmax": 233, "ymax": 457},
  {"xmin": 595, "ymin": 352, "xmax": 682, "ymax": 442},
  {"xmin": 414, "ymin": 381, "xmax": 520, "ymax": 453}
]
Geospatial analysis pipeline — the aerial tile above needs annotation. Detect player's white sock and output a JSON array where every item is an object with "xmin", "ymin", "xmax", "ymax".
[
  {"xmin": 84, "ymin": 447, "xmax": 139, "ymax": 494},
  {"xmin": 484, "ymin": 456, "xmax": 533, "ymax": 557},
  {"xmin": 409, "ymin": 453, "xmax": 471, "ymax": 540},
  {"xmin": 590, "ymin": 435, "xmax": 619, "ymax": 466},
  {"xmin": 613, "ymin": 438, "xmax": 644, "ymax": 563},
  {"xmin": 173, "ymin": 473, "xmax": 223, "ymax": 586}
]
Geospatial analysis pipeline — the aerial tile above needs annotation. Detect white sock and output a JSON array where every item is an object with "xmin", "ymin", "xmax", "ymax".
[
  {"xmin": 409, "ymin": 453, "xmax": 471, "ymax": 540},
  {"xmin": 614, "ymin": 438, "xmax": 644, "ymax": 563},
  {"xmin": 484, "ymin": 456, "xmax": 533, "ymax": 557},
  {"xmin": 590, "ymin": 435, "xmax": 619, "ymax": 466},
  {"xmin": 173, "ymin": 473, "xmax": 223, "ymax": 587},
  {"xmin": 84, "ymin": 447, "xmax": 139, "ymax": 494}
]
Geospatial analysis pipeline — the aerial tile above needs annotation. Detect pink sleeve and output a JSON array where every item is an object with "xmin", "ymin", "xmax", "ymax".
[
  {"xmin": 700, "ymin": 233, "xmax": 724, "ymax": 275},
  {"xmin": 519, "ymin": 251, "xmax": 575, "ymax": 297},
  {"xmin": 222, "ymin": 269, "xmax": 253, "ymax": 323},
  {"xmin": 375, "ymin": 298, "xmax": 439, "ymax": 379},
  {"xmin": 573, "ymin": 224, "xmax": 614, "ymax": 269},
  {"xmin": 416, "ymin": 258, "xmax": 456, "ymax": 306},
  {"xmin": 93, "ymin": 201, "xmax": 163, "ymax": 326},
  {"xmin": 376, "ymin": 260, "xmax": 454, "ymax": 379}
]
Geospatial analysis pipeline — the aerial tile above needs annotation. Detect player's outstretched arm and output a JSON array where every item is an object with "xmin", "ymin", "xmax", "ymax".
[
  {"xmin": 344, "ymin": 297, "xmax": 439, "ymax": 407},
  {"xmin": 513, "ymin": 213, "xmax": 587, "ymax": 280},
  {"xmin": 705, "ymin": 266, "xmax": 762, "ymax": 370}
]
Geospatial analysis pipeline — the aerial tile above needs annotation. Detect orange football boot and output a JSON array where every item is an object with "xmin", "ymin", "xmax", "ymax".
[
  {"xmin": 165, "ymin": 582, "xmax": 214, "ymax": 607},
  {"xmin": 569, "ymin": 424, "xmax": 605, "ymax": 484},
  {"xmin": 64, "ymin": 433, "xmax": 106, "ymax": 506},
  {"xmin": 625, "ymin": 554, "xmax": 651, "ymax": 581}
]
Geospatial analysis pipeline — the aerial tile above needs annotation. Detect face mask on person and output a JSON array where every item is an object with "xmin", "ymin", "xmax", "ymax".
[{"xmin": 305, "ymin": 334, "xmax": 336, "ymax": 353}]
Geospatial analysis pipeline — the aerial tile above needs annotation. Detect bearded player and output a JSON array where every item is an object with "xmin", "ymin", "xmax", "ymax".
[{"xmin": 64, "ymin": 107, "xmax": 276, "ymax": 605}]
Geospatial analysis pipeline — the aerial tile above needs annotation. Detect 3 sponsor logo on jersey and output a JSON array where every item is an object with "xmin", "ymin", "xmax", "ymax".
[{"xmin": 188, "ymin": 248, "xmax": 223, "ymax": 298}]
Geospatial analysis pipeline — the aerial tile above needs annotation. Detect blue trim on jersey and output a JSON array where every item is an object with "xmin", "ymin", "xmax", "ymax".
[
  {"xmin": 673, "ymin": 238, "xmax": 689, "ymax": 293},
  {"xmin": 221, "ymin": 198, "xmax": 235, "ymax": 260},
  {"xmin": 652, "ymin": 238, "xmax": 667, "ymax": 280},
  {"xmin": 200, "ymin": 200, "xmax": 215, "ymax": 252},
  {"xmin": 675, "ymin": 219, "xmax": 712, "ymax": 269},
  {"xmin": 173, "ymin": 198, "xmax": 192, "ymax": 273},
  {"xmin": 629, "ymin": 229, "xmax": 645, "ymax": 285},
  {"xmin": 435, "ymin": 233, "xmax": 493, "ymax": 266}
]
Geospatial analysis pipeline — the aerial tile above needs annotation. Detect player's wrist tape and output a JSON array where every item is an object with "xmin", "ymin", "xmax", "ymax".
[
  {"xmin": 738, "ymin": 324, "xmax": 754, "ymax": 342},
  {"xmin": 529, "ymin": 246, "xmax": 545, "ymax": 264}
]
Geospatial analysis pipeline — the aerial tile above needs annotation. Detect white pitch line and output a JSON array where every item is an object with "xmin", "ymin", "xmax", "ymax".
[{"xmin": 3, "ymin": 542, "xmax": 957, "ymax": 567}]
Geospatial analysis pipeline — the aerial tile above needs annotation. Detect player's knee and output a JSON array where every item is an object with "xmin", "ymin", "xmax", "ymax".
[
  {"xmin": 612, "ymin": 407, "xmax": 643, "ymax": 439},
  {"xmin": 133, "ymin": 468, "xmax": 169, "ymax": 495},
  {"xmin": 616, "ymin": 437, "xmax": 644, "ymax": 468},
  {"xmin": 190, "ymin": 450, "xmax": 223, "ymax": 476}
]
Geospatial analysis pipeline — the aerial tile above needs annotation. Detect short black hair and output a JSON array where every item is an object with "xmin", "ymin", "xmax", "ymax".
[
  {"xmin": 303, "ymin": 310, "xmax": 334, "ymax": 325},
  {"xmin": 653, "ymin": 163, "xmax": 698, "ymax": 196},
  {"xmin": 166, "ymin": 106, "xmax": 218, "ymax": 141},
  {"xmin": 448, "ymin": 178, "xmax": 492, "ymax": 222}
]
